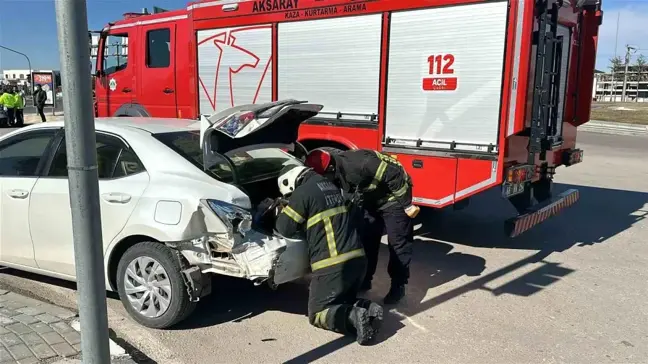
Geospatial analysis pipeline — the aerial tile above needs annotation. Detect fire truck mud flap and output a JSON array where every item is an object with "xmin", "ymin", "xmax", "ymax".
[{"xmin": 505, "ymin": 189, "xmax": 580, "ymax": 238}]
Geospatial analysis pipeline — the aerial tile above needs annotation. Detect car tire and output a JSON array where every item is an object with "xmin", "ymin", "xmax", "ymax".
[{"xmin": 116, "ymin": 242, "xmax": 197, "ymax": 329}]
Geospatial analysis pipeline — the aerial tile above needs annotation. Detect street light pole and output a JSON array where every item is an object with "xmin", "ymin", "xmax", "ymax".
[
  {"xmin": 54, "ymin": 1, "xmax": 111, "ymax": 363},
  {"xmin": 622, "ymin": 44, "xmax": 637, "ymax": 102},
  {"xmin": 0, "ymin": 45, "xmax": 32, "ymax": 85}
]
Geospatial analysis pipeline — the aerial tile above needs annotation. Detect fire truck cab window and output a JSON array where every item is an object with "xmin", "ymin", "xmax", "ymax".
[
  {"xmin": 146, "ymin": 29, "xmax": 171, "ymax": 68},
  {"xmin": 103, "ymin": 34, "xmax": 129, "ymax": 75}
]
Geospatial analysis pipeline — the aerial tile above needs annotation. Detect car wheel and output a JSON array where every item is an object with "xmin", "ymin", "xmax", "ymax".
[{"xmin": 116, "ymin": 242, "xmax": 196, "ymax": 329}]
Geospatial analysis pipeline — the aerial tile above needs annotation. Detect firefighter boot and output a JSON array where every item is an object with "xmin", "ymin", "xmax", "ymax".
[
  {"xmin": 355, "ymin": 299, "xmax": 384, "ymax": 334},
  {"xmin": 383, "ymin": 283, "xmax": 405, "ymax": 304},
  {"xmin": 348, "ymin": 307, "xmax": 375, "ymax": 345}
]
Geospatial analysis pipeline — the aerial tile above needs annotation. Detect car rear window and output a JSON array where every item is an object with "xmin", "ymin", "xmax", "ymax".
[{"xmin": 153, "ymin": 131, "xmax": 300, "ymax": 184}]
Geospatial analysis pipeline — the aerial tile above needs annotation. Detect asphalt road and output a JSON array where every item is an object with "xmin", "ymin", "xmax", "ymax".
[{"xmin": 0, "ymin": 131, "xmax": 647, "ymax": 364}]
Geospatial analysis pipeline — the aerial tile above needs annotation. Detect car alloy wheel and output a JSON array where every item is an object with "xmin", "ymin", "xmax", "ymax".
[{"xmin": 123, "ymin": 256, "xmax": 172, "ymax": 318}]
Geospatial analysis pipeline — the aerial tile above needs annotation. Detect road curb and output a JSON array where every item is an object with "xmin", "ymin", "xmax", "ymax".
[{"xmin": 580, "ymin": 120, "xmax": 648, "ymax": 136}]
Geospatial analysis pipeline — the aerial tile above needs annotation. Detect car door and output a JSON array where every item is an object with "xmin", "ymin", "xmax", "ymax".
[
  {"xmin": 29, "ymin": 132, "xmax": 150, "ymax": 277},
  {"xmin": 0, "ymin": 128, "xmax": 59, "ymax": 267},
  {"xmin": 138, "ymin": 24, "xmax": 178, "ymax": 117},
  {"xmin": 96, "ymin": 30, "xmax": 135, "ymax": 117}
]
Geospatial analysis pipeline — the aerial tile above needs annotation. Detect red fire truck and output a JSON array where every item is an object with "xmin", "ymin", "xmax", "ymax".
[{"xmin": 92, "ymin": 0, "xmax": 603, "ymax": 237}]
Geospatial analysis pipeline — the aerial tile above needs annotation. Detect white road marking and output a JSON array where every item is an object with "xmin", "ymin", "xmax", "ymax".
[{"xmin": 390, "ymin": 308, "xmax": 429, "ymax": 332}]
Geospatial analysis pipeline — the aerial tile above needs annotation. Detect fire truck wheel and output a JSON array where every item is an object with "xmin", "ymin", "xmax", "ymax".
[{"xmin": 317, "ymin": 146, "xmax": 344, "ymax": 155}]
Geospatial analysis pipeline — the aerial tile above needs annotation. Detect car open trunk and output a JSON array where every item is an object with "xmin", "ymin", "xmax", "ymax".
[{"xmin": 199, "ymin": 100, "xmax": 323, "ymax": 287}]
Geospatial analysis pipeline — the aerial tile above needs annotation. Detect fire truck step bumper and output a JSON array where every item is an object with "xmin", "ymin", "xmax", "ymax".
[{"xmin": 505, "ymin": 189, "xmax": 580, "ymax": 238}]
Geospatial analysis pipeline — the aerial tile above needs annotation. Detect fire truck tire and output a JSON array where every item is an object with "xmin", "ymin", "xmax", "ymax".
[
  {"xmin": 317, "ymin": 146, "xmax": 344, "ymax": 155},
  {"xmin": 114, "ymin": 103, "xmax": 150, "ymax": 117}
]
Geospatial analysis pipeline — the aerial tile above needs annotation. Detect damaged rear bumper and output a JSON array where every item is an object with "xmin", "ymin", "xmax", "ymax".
[{"xmin": 169, "ymin": 229, "xmax": 310, "ymax": 288}]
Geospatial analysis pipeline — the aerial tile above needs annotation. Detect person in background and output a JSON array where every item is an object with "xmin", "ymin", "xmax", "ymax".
[
  {"xmin": 33, "ymin": 84, "xmax": 47, "ymax": 122},
  {"xmin": 0, "ymin": 87, "xmax": 16, "ymax": 126},
  {"xmin": 14, "ymin": 87, "xmax": 25, "ymax": 127}
]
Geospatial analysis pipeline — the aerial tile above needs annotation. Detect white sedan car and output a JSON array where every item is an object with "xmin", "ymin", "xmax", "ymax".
[{"xmin": 0, "ymin": 100, "xmax": 319, "ymax": 328}]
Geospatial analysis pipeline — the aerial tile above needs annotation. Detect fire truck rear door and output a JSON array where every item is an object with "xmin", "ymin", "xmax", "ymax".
[
  {"xmin": 384, "ymin": 1, "xmax": 508, "ymax": 154},
  {"xmin": 138, "ymin": 23, "xmax": 178, "ymax": 118}
]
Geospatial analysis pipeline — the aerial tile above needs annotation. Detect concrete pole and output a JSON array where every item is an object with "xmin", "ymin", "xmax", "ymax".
[
  {"xmin": 622, "ymin": 45, "xmax": 633, "ymax": 103},
  {"xmin": 54, "ymin": 1, "xmax": 111, "ymax": 363}
]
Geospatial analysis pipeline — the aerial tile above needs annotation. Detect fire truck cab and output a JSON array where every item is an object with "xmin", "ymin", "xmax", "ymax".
[{"xmin": 93, "ymin": 0, "xmax": 603, "ymax": 237}]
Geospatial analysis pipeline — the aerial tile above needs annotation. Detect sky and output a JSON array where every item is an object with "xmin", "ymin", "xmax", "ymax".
[{"xmin": 0, "ymin": 0, "xmax": 647, "ymax": 72}]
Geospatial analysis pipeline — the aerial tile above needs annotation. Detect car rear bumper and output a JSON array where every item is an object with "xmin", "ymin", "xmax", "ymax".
[{"xmin": 505, "ymin": 189, "xmax": 580, "ymax": 238}]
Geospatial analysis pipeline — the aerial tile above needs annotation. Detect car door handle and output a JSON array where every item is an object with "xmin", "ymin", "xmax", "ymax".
[
  {"xmin": 122, "ymin": 88, "xmax": 132, "ymax": 93},
  {"xmin": 101, "ymin": 192, "xmax": 132, "ymax": 204},
  {"xmin": 163, "ymin": 88, "xmax": 174, "ymax": 94},
  {"xmin": 7, "ymin": 189, "xmax": 29, "ymax": 199}
]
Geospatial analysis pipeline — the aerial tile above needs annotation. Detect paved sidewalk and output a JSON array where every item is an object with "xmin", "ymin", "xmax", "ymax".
[
  {"xmin": 0, "ymin": 289, "xmax": 133, "ymax": 364},
  {"xmin": 580, "ymin": 120, "xmax": 648, "ymax": 136}
]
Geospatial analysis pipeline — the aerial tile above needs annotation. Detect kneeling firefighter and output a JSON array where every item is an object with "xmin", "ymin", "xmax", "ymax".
[
  {"xmin": 275, "ymin": 164, "xmax": 383, "ymax": 345},
  {"xmin": 305, "ymin": 149, "xmax": 420, "ymax": 304}
]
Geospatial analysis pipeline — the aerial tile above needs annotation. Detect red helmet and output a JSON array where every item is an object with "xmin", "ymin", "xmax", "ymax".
[{"xmin": 305, "ymin": 149, "xmax": 332, "ymax": 174}]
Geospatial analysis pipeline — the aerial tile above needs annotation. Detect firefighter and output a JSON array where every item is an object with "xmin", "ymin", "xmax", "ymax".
[
  {"xmin": 275, "ymin": 164, "xmax": 383, "ymax": 345},
  {"xmin": 305, "ymin": 149, "xmax": 420, "ymax": 304}
]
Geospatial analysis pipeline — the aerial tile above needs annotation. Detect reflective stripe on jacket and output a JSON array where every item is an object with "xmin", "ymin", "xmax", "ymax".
[{"xmin": 276, "ymin": 171, "xmax": 365, "ymax": 273}]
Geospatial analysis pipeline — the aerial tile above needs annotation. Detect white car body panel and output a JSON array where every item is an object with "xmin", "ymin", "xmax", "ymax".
[
  {"xmin": 0, "ymin": 176, "xmax": 39, "ymax": 267},
  {"xmin": 29, "ymin": 172, "xmax": 150, "ymax": 276}
]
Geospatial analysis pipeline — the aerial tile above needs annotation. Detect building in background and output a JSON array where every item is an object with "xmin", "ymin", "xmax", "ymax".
[
  {"xmin": 0, "ymin": 69, "xmax": 61, "ymax": 93},
  {"xmin": 593, "ymin": 66, "xmax": 648, "ymax": 103},
  {"xmin": 1, "ymin": 69, "xmax": 32, "ymax": 86}
]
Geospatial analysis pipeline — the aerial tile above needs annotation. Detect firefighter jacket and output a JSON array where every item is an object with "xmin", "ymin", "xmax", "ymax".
[
  {"xmin": 276, "ymin": 171, "xmax": 365, "ymax": 275},
  {"xmin": 332, "ymin": 149, "xmax": 413, "ymax": 211}
]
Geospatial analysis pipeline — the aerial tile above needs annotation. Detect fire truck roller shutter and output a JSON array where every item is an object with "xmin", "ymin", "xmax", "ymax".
[
  {"xmin": 197, "ymin": 25, "xmax": 273, "ymax": 115},
  {"xmin": 277, "ymin": 15, "xmax": 382, "ymax": 123},
  {"xmin": 384, "ymin": 1, "xmax": 508, "ymax": 153}
]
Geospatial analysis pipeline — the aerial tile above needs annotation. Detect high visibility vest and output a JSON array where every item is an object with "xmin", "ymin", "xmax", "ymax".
[
  {"xmin": 0, "ymin": 93, "xmax": 16, "ymax": 108},
  {"xmin": 14, "ymin": 94, "xmax": 25, "ymax": 109}
]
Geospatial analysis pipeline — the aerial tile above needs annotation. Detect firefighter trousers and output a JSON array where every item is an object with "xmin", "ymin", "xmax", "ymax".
[
  {"xmin": 361, "ymin": 204, "xmax": 414, "ymax": 286},
  {"xmin": 308, "ymin": 257, "xmax": 367, "ymax": 334}
]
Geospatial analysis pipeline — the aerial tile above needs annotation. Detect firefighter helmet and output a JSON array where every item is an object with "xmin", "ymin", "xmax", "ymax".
[
  {"xmin": 278, "ymin": 165, "xmax": 310, "ymax": 196},
  {"xmin": 305, "ymin": 149, "xmax": 333, "ymax": 175}
]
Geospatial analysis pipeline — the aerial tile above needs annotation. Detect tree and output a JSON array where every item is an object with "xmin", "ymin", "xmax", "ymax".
[{"xmin": 610, "ymin": 56, "xmax": 623, "ymax": 73}]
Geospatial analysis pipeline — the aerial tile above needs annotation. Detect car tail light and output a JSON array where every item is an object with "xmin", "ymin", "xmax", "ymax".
[
  {"xmin": 502, "ymin": 164, "xmax": 535, "ymax": 198},
  {"xmin": 213, "ymin": 111, "xmax": 257, "ymax": 137},
  {"xmin": 562, "ymin": 148, "xmax": 583, "ymax": 166}
]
